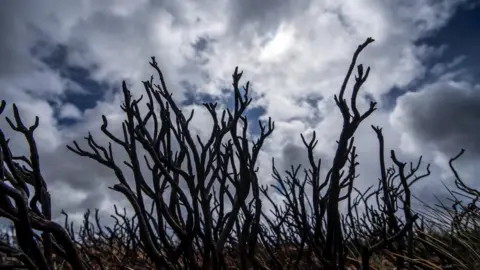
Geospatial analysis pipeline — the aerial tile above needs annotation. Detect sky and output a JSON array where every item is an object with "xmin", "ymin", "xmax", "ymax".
[{"xmin": 1, "ymin": 0, "xmax": 480, "ymax": 227}]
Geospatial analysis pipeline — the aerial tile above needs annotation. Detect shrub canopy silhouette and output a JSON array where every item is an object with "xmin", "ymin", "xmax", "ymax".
[{"xmin": 0, "ymin": 37, "xmax": 479, "ymax": 270}]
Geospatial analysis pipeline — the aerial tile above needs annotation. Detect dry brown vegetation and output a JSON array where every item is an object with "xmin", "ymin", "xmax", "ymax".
[{"xmin": 0, "ymin": 38, "xmax": 479, "ymax": 269}]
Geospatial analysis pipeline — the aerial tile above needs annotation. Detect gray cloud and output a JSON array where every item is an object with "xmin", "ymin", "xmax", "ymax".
[
  {"xmin": 0, "ymin": 0, "xmax": 476, "ymax": 227},
  {"xmin": 227, "ymin": 0, "xmax": 311, "ymax": 35},
  {"xmin": 0, "ymin": 1, "xmax": 37, "ymax": 76},
  {"xmin": 392, "ymin": 78, "xmax": 480, "ymax": 157}
]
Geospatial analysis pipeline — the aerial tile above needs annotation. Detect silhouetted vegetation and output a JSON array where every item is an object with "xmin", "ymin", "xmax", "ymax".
[{"xmin": 0, "ymin": 38, "xmax": 479, "ymax": 269}]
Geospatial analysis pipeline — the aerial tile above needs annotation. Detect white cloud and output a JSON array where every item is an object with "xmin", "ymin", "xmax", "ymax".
[
  {"xmin": 59, "ymin": 103, "xmax": 82, "ymax": 120},
  {"xmin": 259, "ymin": 23, "xmax": 296, "ymax": 63},
  {"xmin": 0, "ymin": 0, "xmax": 473, "ymax": 224}
]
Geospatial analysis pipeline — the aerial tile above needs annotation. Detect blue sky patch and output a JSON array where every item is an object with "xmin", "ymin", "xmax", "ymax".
[
  {"xmin": 32, "ymin": 42, "xmax": 110, "ymax": 126},
  {"xmin": 381, "ymin": 3, "xmax": 480, "ymax": 110}
]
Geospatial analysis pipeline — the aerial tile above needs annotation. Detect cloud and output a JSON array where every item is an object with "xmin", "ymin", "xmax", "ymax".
[
  {"xmin": 390, "ymin": 71, "xmax": 480, "ymax": 195},
  {"xmin": 392, "ymin": 78, "xmax": 480, "ymax": 156},
  {"xmin": 0, "ymin": 0, "xmax": 476, "ymax": 227},
  {"xmin": 58, "ymin": 103, "xmax": 82, "ymax": 120}
]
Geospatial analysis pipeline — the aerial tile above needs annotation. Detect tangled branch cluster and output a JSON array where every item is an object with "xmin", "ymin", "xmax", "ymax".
[{"xmin": 0, "ymin": 38, "xmax": 479, "ymax": 270}]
